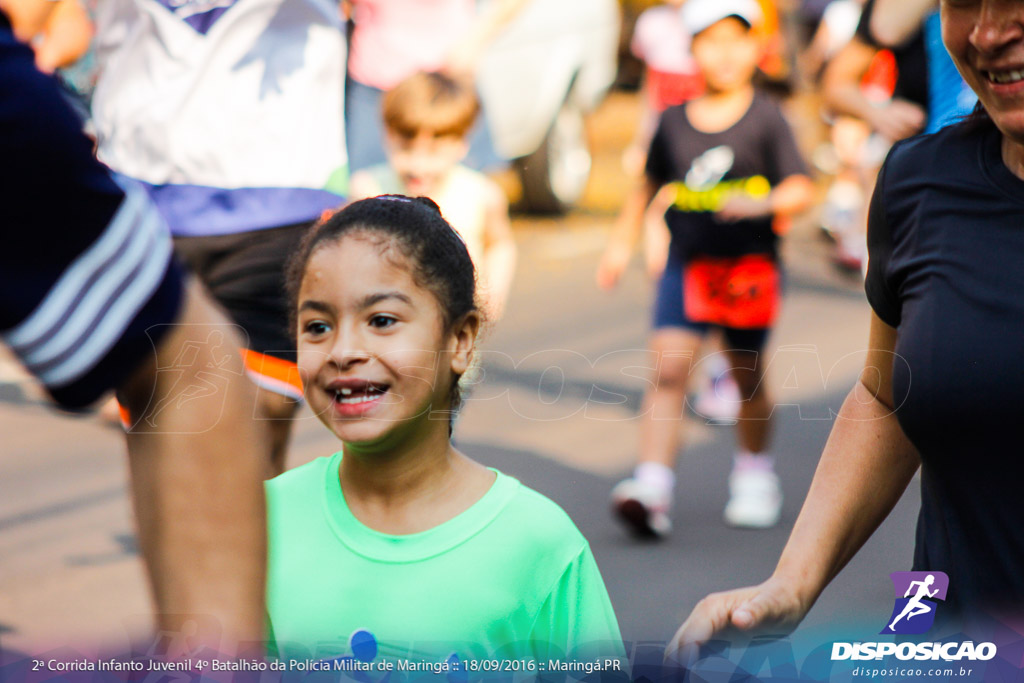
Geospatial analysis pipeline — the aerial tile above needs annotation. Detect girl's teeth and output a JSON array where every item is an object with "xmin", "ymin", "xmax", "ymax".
[
  {"xmin": 340, "ymin": 388, "xmax": 352, "ymax": 396},
  {"xmin": 989, "ymin": 69, "xmax": 1024, "ymax": 84},
  {"xmin": 337, "ymin": 392, "xmax": 382, "ymax": 405}
]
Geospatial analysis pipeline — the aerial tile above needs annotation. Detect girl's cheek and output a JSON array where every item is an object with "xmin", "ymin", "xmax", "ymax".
[{"xmin": 296, "ymin": 350, "xmax": 320, "ymax": 382}]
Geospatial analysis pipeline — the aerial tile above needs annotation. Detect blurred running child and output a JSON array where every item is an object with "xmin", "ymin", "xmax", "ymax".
[
  {"xmin": 350, "ymin": 72, "xmax": 517, "ymax": 321},
  {"xmin": 597, "ymin": 0, "xmax": 815, "ymax": 535},
  {"xmin": 265, "ymin": 196, "xmax": 625, "ymax": 667},
  {"xmin": 627, "ymin": 1, "xmax": 744, "ymax": 421}
]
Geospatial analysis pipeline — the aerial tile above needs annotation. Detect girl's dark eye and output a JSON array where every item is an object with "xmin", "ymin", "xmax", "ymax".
[
  {"xmin": 369, "ymin": 314, "xmax": 397, "ymax": 329},
  {"xmin": 304, "ymin": 320, "xmax": 330, "ymax": 336}
]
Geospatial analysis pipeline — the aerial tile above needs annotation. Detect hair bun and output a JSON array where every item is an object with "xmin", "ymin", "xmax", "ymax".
[
  {"xmin": 373, "ymin": 194, "xmax": 442, "ymax": 216},
  {"xmin": 411, "ymin": 196, "xmax": 442, "ymax": 215}
]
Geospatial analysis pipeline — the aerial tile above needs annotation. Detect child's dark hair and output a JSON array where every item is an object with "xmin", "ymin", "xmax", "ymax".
[{"xmin": 286, "ymin": 195, "xmax": 479, "ymax": 426}]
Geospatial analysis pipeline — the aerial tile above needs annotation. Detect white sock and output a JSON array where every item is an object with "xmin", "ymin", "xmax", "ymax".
[
  {"xmin": 635, "ymin": 462, "xmax": 676, "ymax": 494},
  {"xmin": 734, "ymin": 451, "xmax": 775, "ymax": 472}
]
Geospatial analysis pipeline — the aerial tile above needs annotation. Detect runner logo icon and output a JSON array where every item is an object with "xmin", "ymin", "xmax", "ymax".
[{"xmin": 881, "ymin": 571, "xmax": 949, "ymax": 635}]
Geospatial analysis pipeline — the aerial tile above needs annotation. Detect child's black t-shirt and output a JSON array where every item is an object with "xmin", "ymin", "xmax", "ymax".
[
  {"xmin": 866, "ymin": 121, "xmax": 1024, "ymax": 613},
  {"xmin": 644, "ymin": 91, "xmax": 807, "ymax": 264}
]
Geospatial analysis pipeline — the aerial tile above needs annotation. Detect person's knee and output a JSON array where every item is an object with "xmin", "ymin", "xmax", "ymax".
[
  {"xmin": 652, "ymin": 358, "xmax": 692, "ymax": 392},
  {"xmin": 649, "ymin": 331, "xmax": 702, "ymax": 393}
]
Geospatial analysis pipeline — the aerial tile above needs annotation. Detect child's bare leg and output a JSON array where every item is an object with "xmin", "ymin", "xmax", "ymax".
[
  {"xmin": 612, "ymin": 328, "xmax": 703, "ymax": 537},
  {"xmin": 725, "ymin": 347, "xmax": 772, "ymax": 453},
  {"xmin": 723, "ymin": 344, "xmax": 782, "ymax": 528},
  {"xmin": 638, "ymin": 329, "xmax": 704, "ymax": 467}
]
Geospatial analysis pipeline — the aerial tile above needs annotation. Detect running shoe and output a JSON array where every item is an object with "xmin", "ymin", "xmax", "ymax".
[
  {"xmin": 611, "ymin": 478, "xmax": 672, "ymax": 538},
  {"xmin": 723, "ymin": 466, "xmax": 782, "ymax": 529},
  {"xmin": 692, "ymin": 371, "xmax": 741, "ymax": 421}
]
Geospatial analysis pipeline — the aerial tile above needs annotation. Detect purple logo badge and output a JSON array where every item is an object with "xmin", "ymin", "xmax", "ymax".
[
  {"xmin": 151, "ymin": 0, "xmax": 240, "ymax": 35},
  {"xmin": 881, "ymin": 571, "xmax": 949, "ymax": 635}
]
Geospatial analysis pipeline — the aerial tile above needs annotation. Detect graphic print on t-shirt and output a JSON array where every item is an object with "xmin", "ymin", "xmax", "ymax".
[
  {"xmin": 685, "ymin": 145, "xmax": 735, "ymax": 190},
  {"xmin": 671, "ymin": 144, "xmax": 771, "ymax": 214},
  {"xmin": 153, "ymin": 0, "xmax": 240, "ymax": 34},
  {"xmin": 643, "ymin": 93, "xmax": 807, "ymax": 259}
]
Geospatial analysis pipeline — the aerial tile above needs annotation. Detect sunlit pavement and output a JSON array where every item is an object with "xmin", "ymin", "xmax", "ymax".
[{"xmin": 0, "ymin": 91, "xmax": 919, "ymax": 653}]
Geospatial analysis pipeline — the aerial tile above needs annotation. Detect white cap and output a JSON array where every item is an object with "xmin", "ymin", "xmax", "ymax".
[{"xmin": 681, "ymin": 0, "xmax": 763, "ymax": 36}]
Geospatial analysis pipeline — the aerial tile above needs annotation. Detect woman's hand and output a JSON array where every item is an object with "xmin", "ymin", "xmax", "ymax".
[
  {"xmin": 665, "ymin": 575, "xmax": 811, "ymax": 664},
  {"xmin": 667, "ymin": 315, "xmax": 917, "ymax": 669}
]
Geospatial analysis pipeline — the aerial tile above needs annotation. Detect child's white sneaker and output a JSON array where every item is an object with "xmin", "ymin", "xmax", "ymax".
[
  {"xmin": 611, "ymin": 478, "xmax": 672, "ymax": 538},
  {"xmin": 724, "ymin": 463, "xmax": 782, "ymax": 529}
]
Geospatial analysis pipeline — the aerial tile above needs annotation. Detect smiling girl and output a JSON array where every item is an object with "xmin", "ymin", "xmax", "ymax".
[{"xmin": 264, "ymin": 195, "xmax": 625, "ymax": 671}]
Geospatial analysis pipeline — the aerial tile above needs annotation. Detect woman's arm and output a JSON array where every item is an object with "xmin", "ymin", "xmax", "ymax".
[{"xmin": 667, "ymin": 312, "xmax": 920, "ymax": 658}]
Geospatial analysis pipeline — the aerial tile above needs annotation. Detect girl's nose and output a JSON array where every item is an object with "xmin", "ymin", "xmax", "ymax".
[{"xmin": 329, "ymin": 328, "xmax": 371, "ymax": 371}]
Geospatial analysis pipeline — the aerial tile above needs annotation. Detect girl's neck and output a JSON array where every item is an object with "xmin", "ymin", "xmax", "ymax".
[
  {"xmin": 341, "ymin": 421, "xmax": 455, "ymax": 501},
  {"xmin": 687, "ymin": 85, "xmax": 755, "ymax": 134},
  {"xmin": 339, "ymin": 420, "xmax": 495, "ymax": 534}
]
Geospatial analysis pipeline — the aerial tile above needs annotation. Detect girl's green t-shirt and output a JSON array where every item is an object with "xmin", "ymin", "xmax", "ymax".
[{"xmin": 265, "ymin": 452, "xmax": 626, "ymax": 670}]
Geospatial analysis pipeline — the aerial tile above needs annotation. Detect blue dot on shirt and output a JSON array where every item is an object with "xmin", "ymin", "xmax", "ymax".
[{"xmin": 350, "ymin": 629, "xmax": 377, "ymax": 662}]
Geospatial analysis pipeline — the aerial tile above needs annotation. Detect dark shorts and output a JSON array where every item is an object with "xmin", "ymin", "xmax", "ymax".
[
  {"xmin": 2, "ymin": 28, "xmax": 183, "ymax": 410},
  {"xmin": 652, "ymin": 258, "xmax": 772, "ymax": 353},
  {"xmin": 173, "ymin": 221, "xmax": 312, "ymax": 371}
]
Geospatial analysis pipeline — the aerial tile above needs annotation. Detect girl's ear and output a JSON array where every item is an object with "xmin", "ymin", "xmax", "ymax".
[{"xmin": 449, "ymin": 310, "xmax": 481, "ymax": 377}]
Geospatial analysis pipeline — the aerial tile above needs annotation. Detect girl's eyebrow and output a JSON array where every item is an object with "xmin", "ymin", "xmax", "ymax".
[
  {"xmin": 358, "ymin": 292, "xmax": 413, "ymax": 309},
  {"xmin": 298, "ymin": 300, "xmax": 335, "ymax": 315}
]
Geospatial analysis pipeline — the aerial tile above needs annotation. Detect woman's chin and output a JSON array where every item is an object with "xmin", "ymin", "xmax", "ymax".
[{"xmin": 992, "ymin": 111, "xmax": 1024, "ymax": 146}]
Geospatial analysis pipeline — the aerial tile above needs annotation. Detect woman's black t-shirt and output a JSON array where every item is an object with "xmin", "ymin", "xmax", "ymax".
[
  {"xmin": 644, "ymin": 92, "xmax": 807, "ymax": 264},
  {"xmin": 865, "ymin": 121, "xmax": 1024, "ymax": 613}
]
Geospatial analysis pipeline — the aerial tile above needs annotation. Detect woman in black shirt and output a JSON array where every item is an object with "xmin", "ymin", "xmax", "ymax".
[{"xmin": 668, "ymin": 0, "xmax": 1024, "ymax": 652}]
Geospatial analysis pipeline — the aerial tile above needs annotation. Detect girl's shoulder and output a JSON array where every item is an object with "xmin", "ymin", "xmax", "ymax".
[{"xmin": 490, "ymin": 472, "xmax": 589, "ymax": 556}]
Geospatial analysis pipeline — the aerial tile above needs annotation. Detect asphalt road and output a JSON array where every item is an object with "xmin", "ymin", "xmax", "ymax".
[{"xmin": 0, "ymin": 92, "xmax": 921, "ymax": 659}]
